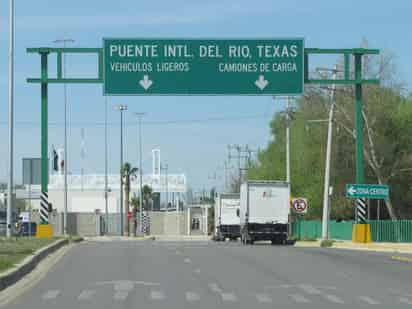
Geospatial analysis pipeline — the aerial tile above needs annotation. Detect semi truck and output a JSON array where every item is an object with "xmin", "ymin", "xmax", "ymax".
[
  {"xmin": 214, "ymin": 193, "xmax": 241, "ymax": 241},
  {"xmin": 240, "ymin": 181, "xmax": 290, "ymax": 245}
]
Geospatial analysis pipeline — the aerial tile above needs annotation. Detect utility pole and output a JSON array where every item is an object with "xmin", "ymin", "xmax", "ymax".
[
  {"xmin": 80, "ymin": 128, "xmax": 85, "ymax": 191},
  {"xmin": 115, "ymin": 104, "xmax": 127, "ymax": 236},
  {"xmin": 134, "ymin": 112, "xmax": 145, "ymax": 234},
  {"xmin": 53, "ymin": 38, "xmax": 74, "ymax": 236},
  {"xmin": 104, "ymin": 97, "xmax": 109, "ymax": 234},
  {"xmin": 223, "ymin": 160, "xmax": 229, "ymax": 192},
  {"xmin": 227, "ymin": 144, "xmax": 257, "ymax": 192},
  {"xmin": 6, "ymin": 0, "xmax": 15, "ymax": 237},
  {"xmin": 165, "ymin": 164, "xmax": 168, "ymax": 208},
  {"xmin": 228, "ymin": 145, "xmax": 242, "ymax": 192},
  {"xmin": 285, "ymin": 97, "xmax": 291, "ymax": 184},
  {"xmin": 321, "ymin": 65, "xmax": 337, "ymax": 241}
]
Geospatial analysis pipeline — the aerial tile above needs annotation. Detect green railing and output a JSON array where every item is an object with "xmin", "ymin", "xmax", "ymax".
[{"xmin": 292, "ymin": 220, "xmax": 412, "ymax": 243}]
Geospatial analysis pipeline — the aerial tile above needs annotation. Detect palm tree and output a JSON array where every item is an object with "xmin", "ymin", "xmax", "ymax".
[
  {"xmin": 130, "ymin": 196, "xmax": 140, "ymax": 236},
  {"xmin": 121, "ymin": 162, "xmax": 138, "ymax": 236},
  {"xmin": 142, "ymin": 185, "xmax": 153, "ymax": 211}
]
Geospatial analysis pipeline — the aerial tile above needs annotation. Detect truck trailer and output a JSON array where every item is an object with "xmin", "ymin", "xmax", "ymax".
[
  {"xmin": 214, "ymin": 193, "xmax": 241, "ymax": 241},
  {"xmin": 240, "ymin": 181, "xmax": 290, "ymax": 245}
]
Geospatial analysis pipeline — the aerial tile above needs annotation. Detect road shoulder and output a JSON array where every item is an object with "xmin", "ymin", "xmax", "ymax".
[{"xmin": 0, "ymin": 239, "xmax": 79, "ymax": 307}]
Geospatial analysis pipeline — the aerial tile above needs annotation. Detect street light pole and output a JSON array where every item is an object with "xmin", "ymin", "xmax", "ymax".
[
  {"xmin": 53, "ymin": 38, "xmax": 74, "ymax": 236},
  {"xmin": 321, "ymin": 65, "xmax": 337, "ymax": 241},
  {"xmin": 6, "ymin": 0, "xmax": 15, "ymax": 238},
  {"xmin": 104, "ymin": 97, "xmax": 109, "ymax": 234},
  {"xmin": 165, "ymin": 164, "xmax": 169, "ymax": 209},
  {"xmin": 115, "ymin": 105, "xmax": 127, "ymax": 236},
  {"xmin": 134, "ymin": 113, "xmax": 145, "ymax": 234},
  {"xmin": 286, "ymin": 97, "xmax": 291, "ymax": 184}
]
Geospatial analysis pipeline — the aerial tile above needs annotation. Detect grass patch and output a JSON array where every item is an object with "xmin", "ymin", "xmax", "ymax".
[
  {"xmin": 320, "ymin": 239, "xmax": 335, "ymax": 247},
  {"xmin": 0, "ymin": 237, "xmax": 57, "ymax": 273},
  {"xmin": 67, "ymin": 236, "xmax": 84, "ymax": 243}
]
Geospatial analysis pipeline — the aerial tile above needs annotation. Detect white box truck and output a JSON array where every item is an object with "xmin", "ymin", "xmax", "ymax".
[
  {"xmin": 240, "ymin": 181, "xmax": 290, "ymax": 244},
  {"xmin": 214, "ymin": 193, "xmax": 240, "ymax": 241}
]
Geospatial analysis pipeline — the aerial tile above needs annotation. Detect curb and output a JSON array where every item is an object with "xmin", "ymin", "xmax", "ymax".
[
  {"xmin": 0, "ymin": 239, "xmax": 68, "ymax": 291},
  {"xmin": 295, "ymin": 241, "xmax": 412, "ymax": 254}
]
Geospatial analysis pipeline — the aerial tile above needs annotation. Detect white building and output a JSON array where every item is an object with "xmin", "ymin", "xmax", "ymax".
[{"xmin": 25, "ymin": 173, "xmax": 187, "ymax": 214}]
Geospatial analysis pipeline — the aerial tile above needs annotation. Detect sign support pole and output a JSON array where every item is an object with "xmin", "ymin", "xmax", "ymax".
[
  {"xmin": 354, "ymin": 53, "xmax": 364, "ymax": 185},
  {"xmin": 40, "ymin": 51, "xmax": 49, "ymax": 224},
  {"xmin": 354, "ymin": 53, "xmax": 366, "ymax": 223}
]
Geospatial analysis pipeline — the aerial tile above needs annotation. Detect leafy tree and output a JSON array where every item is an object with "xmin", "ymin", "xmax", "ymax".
[{"xmin": 248, "ymin": 48, "xmax": 412, "ymax": 220}]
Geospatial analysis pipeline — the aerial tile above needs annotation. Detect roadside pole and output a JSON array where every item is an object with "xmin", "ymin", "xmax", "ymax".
[
  {"xmin": 53, "ymin": 38, "xmax": 74, "ymax": 236},
  {"xmin": 354, "ymin": 54, "xmax": 365, "ymax": 223},
  {"xmin": 285, "ymin": 97, "xmax": 291, "ymax": 184},
  {"xmin": 377, "ymin": 199, "xmax": 380, "ymax": 241},
  {"xmin": 6, "ymin": 0, "xmax": 15, "ymax": 238},
  {"xmin": 120, "ymin": 107, "xmax": 124, "ymax": 236},
  {"xmin": 115, "ymin": 105, "xmax": 127, "ymax": 236},
  {"xmin": 104, "ymin": 97, "xmax": 109, "ymax": 234},
  {"xmin": 321, "ymin": 66, "xmax": 337, "ymax": 240},
  {"xmin": 134, "ymin": 113, "xmax": 145, "ymax": 234}
]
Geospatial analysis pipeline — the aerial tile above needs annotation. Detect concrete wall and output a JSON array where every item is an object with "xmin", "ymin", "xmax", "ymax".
[
  {"xmin": 29, "ymin": 211, "xmax": 101, "ymax": 237},
  {"xmin": 26, "ymin": 207, "xmax": 208, "ymax": 237}
]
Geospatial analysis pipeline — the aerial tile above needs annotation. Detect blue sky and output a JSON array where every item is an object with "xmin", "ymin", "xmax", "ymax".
[{"xmin": 0, "ymin": 0, "xmax": 411, "ymax": 192}]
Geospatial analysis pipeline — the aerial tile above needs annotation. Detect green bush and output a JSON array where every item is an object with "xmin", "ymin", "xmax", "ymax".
[{"xmin": 320, "ymin": 240, "xmax": 334, "ymax": 247}]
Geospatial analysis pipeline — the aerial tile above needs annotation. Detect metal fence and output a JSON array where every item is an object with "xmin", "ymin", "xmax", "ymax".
[{"xmin": 292, "ymin": 220, "xmax": 412, "ymax": 243}]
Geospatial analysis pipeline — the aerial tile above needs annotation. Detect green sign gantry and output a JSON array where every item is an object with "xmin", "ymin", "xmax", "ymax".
[
  {"xmin": 103, "ymin": 38, "xmax": 304, "ymax": 95},
  {"xmin": 26, "ymin": 43, "xmax": 380, "ymax": 226},
  {"xmin": 346, "ymin": 184, "xmax": 389, "ymax": 199}
]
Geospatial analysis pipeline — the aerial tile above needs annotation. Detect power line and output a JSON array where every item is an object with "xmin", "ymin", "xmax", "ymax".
[{"xmin": 0, "ymin": 114, "xmax": 270, "ymax": 128}]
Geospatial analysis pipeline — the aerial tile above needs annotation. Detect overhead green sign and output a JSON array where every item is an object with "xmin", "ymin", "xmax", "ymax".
[
  {"xmin": 346, "ymin": 184, "xmax": 389, "ymax": 199},
  {"xmin": 103, "ymin": 38, "xmax": 304, "ymax": 95}
]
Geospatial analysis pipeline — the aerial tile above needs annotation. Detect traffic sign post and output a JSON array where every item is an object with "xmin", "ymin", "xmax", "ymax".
[
  {"xmin": 292, "ymin": 198, "xmax": 308, "ymax": 214},
  {"xmin": 103, "ymin": 38, "xmax": 304, "ymax": 95},
  {"xmin": 346, "ymin": 184, "xmax": 389, "ymax": 200}
]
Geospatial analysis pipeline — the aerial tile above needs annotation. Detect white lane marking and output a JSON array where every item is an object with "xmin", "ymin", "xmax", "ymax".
[
  {"xmin": 42, "ymin": 290, "xmax": 60, "ymax": 300},
  {"xmin": 208, "ymin": 283, "xmax": 222, "ymax": 293},
  {"xmin": 194, "ymin": 268, "xmax": 201, "ymax": 274},
  {"xmin": 184, "ymin": 258, "xmax": 192, "ymax": 263},
  {"xmin": 400, "ymin": 297, "xmax": 412, "ymax": 305},
  {"xmin": 289, "ymin": 293, "xmax": 311, "ymax": 303},
  {"xmin": 78, "ymin": 290, "xmax": 95, "ymax": 300},
  {"xmin": 299, "ymin": 284, "xmax": 322, "ymax": 295},
  {"xmin": 114, "ymin": 291, "xmax": 129, "ymax": 300},
  {"xmin": 324, "ymin": 294, "xmax": 345, "ymax": 304},
  {"xmin": 221, "ymin": 292, "xmax": 237, "ymax": 302},
  {"xmin": 150, "ymin": 290, "xmax": 165, "ymax": 300},
  {"xmin": 265, "ymin": 284, "xmax": 294, "ymax": 289},
  {"xmin": 96, "ymin": 280, "xmax": 159, "ymax": 287},
  {"xmin": 256, "ymin": 293, "xmax": 272, "ymax": 303},
  {"xmin": 114, "ymin": 281, "xmax": 134, "ymax": 291},
  {"xmin": 185, "ymin": 292, "xmax": 200, "ymax": 302},
  {"xmin": 359, "ymin": 296, "xmax": 380, "ymax": 305}
]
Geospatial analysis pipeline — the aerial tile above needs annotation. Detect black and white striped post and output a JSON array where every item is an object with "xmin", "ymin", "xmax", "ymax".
[
  {"xmin": 356, "ymin": 198, "xmax": 367, "ymax": 223},
  {"xmin": 40, "ymin": 191, "xmax": 49, "ymax": 224}
]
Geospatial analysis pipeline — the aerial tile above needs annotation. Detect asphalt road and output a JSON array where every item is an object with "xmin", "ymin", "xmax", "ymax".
[{"xmin": 3, "ymin": 239, "xmax": 412, "ymax": 309}]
